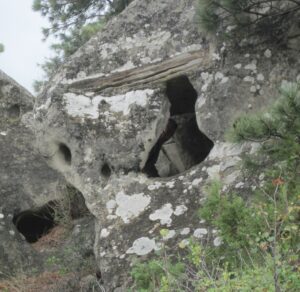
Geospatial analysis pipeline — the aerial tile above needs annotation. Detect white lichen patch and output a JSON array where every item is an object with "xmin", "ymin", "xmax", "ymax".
[
  {"xmin": 234, "ymin": 63, "xmax": 242, "ymax": 69},
  {"xmin": 215, "ymin": 72, "xmax": 229, "ymax": 84},
  {"xmin": 193, "ymin": 228, "xmax": 208, "ymax": 239},
  {"xmin": 244, "ymin": 62, "xmax": 257, "ymax": 72},
  {"xmin": 63, "ymin": 89, "xmax": 154, "ymax": 118},
  {"xmin": 174, "ymin": 205, "xmax": 188, "ymax": 216},
  {"xmin": 126, "ymin": 237, "xmax": 157, "ymax": 256},
  {"xmin": 235, "ymin": 182, "xmax": 244, "ymax": 189},
  {"xmin": 180, "ymin": 228, "xmax": 190, "ymax": 235},
  {"xmin": 212, "ymin": 53, "xmax": 221, "ymax": 61},
  {"xmin": 0, "ymin": 131, "xmax": 7, "ymax": 136},
  {"xmin": 213, "ymin": 237, "xmax": 223, "ymax": 247},
  {"xmin": 165, "ymin": 181, "xmax": 175, "ymax": 189},
  {"xmin": 257, "ymin": 73, "xmax": 265, "ymax": 81},
  {"xmin": 162, "ymin": 229, "xmax": 176, "ymax": 241},
  {"xmin": 100, "ymin": 228, "xmax": 110, "ymax": 238},
  {"xmin": 264, "ymin": 49, "xmax": 272, "ymax": 58},
  {"xmin": 192, "ymin": 178, "xmax": 203, "ymax": 187},
  {"xmin": 147, "ymin": 181, "xmax": 162, "ymax": 191},
  {"xmin": 243, "ymin": 76, "xmax": 255, "ymax": 83},
  {"xmin": 0, "ymin": 213, "xmax": 4, "ymax": 219},
  {"xmin": 115, "ymin": 191, "xmax": 151, "ymax": 223},
  {"xmin": 149, "ymin": 203, "xmax": 173, "ymax": 225},
  {"xmin": 189, "ymin": 169, "xmax": 197, "ymax": 176}
]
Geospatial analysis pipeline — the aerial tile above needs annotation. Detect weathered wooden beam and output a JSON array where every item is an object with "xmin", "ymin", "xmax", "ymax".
[{"xmin": 67, "ymin": 50, "xmax": 209, "ymax": 93}]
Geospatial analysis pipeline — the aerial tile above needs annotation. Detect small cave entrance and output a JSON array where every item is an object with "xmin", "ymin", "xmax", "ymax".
[
  {"xmin": 142, "ymin": 75, "xmax": 214, "ymax": 178},
  {"xmin": 8, "ymin": 104, "xmax": 21, "ymax": 120},
  {"xmin": 12, "ymin": 201, "xmax": 56, "ymax": 243},
  {"xmin": 58, "ymin": 143, "xmax": 72, "ymax": 165},
  {"xmin": 12, "ymin": 185, "xmax": 90, "ymax": 243},
  {"xmin": 101, "ymin": 163, "xmax": 112, "ymax": 178}
]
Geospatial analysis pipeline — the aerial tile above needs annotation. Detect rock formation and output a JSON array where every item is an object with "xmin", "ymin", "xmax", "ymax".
[
  {"xmin": 0, "ymin": 70, "xmax": 66, "ymax": 276},
  {"xmin": 0, "ymin": 71, "xmax": 96, "ymax": 289},
  {"xmin": 1, "ymin": 0, "xmax": 299, "ymax": 290},
  {"xmin": 33, "ymin": 0, "xmax": 300, "ymax": 289}
]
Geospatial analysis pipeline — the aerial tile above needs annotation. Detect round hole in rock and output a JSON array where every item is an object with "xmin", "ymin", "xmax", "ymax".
[
  {"xmin": 58, "ymin": 143, "xmax": 72, "ymax": 165},
  {"xmin": 12, "ymin": 201, "xmax": 56, "ymax": 243},
  {"xmin": 8, "ymin": 104, "xmax": 21, "ymax": 119},
  {"xmin": 101, "ymin": 163, "xmax": 112, "ymax": 178}
]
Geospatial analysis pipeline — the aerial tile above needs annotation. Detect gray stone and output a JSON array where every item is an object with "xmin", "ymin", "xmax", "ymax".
[{"xmin": 30, "ymin": 0, "xmax": 300, "ymax": 290}]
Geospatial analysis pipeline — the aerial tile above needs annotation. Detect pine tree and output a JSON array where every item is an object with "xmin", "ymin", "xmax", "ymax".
[
  {"xmin": 197, "ymin": 0, "xmax": 300, "ymax": 41},
  {"xmin": 32, "ymin": 0, "xmax": 132, "ymax": 93},
  {"xmin": 228, "ymin": 82, "xmax": 300, "ymax": 165}
]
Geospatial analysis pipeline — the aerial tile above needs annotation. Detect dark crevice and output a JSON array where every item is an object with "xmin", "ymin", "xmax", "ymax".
[
  {"xmin": 58, "ymin": 143, "xmax": 72, "ymax": 165},
  {"xmin": 143, "ymin": 75, "xmax": 214, "ymax": 178},
  {"xmin": 142, "ymin": 119, "xmax": 177, "ymax": 177}
]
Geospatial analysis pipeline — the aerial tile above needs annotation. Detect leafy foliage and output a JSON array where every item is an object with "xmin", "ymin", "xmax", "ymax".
[
  {"xmin": 0, "ymin": 43, "xmax": 4, "ymax": 53},
  {"xmin": 130, "ymin": 259, "xmax": 184, "ymax": 291},
  {"xmin": 199, "ymin": 183, "xmax": 264, "ymax": 251},
  {"xmin": 197, "ymin": 0, "xmax": 300, "ymax": 41}
]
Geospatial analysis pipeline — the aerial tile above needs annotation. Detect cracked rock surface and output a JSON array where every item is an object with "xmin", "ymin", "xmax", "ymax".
[{"xmin": 31, "ymin": 0, "xmax": 300, "ymax": 290}]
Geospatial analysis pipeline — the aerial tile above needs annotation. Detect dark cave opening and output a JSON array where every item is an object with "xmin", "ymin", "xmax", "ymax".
[
  {"xmin": 101, "ymin": 163, "xmax": 112, "ymax": 178},
  {"xmin": 8, "ymin": 104, "xmax": 21, "ymax": 119},
  {"xmin": 166, "ymin": 75, "xmax": 198, "ymax": 116},
  {"xmin": 12, "ymin": 201, "xmax": 56, "ymax": 243},
  {"xmin": 142, "ymin": 75, "xmax": 214, "ymax": 178},
  {"xmin": 58, "ymin": 143, "xmax": 72, "ymax": 165},
  {"xmin": 12, "ymin": 186, "xmax": 90, "ymax": 243}
]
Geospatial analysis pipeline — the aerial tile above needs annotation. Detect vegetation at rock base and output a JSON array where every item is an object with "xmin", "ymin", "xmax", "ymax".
[
  {"xmin": 0, "ymin": 43, "xmax": 4, "ymax": 53},
  {"xmin": 32, "ymin": 0, "xmax": 133, "ymax": 93},
  {"xmin": 197, "ymin": 0, "xmax": 300, "ymax": 42},
  {"xmin": 130, "ymin": 82, "xmax": 300, "ymax": 291}
]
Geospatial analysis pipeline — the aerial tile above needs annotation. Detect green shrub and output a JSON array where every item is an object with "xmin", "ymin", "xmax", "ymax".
[{"xmin": 130, "ymin": 259, "xmax": 184, "ymax": 291}]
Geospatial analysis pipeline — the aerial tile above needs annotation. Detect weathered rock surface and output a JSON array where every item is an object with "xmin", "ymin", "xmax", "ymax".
[
  {"xmin": 0, "ymin": 70, "xmax": 97, "ymax": 283},
  {"xmin": 0, "ymin": 70, "xmax": 65, "ymax": 276},
  {"xmin": 33, "ymin": 0, "xmax": 300, "ymax": 290}
]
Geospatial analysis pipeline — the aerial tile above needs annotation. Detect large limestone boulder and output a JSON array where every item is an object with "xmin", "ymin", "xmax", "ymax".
[
  {"xmin": 0, "ymin": 71, "xmax": 98, "ymax": 289},
  {"xmin": 33, "ymin": 0, "xmax": 300, "ymax": 290},
  {"xmin": 0, "ymin": 70, "xmax": 68, "ymax": 276}
]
